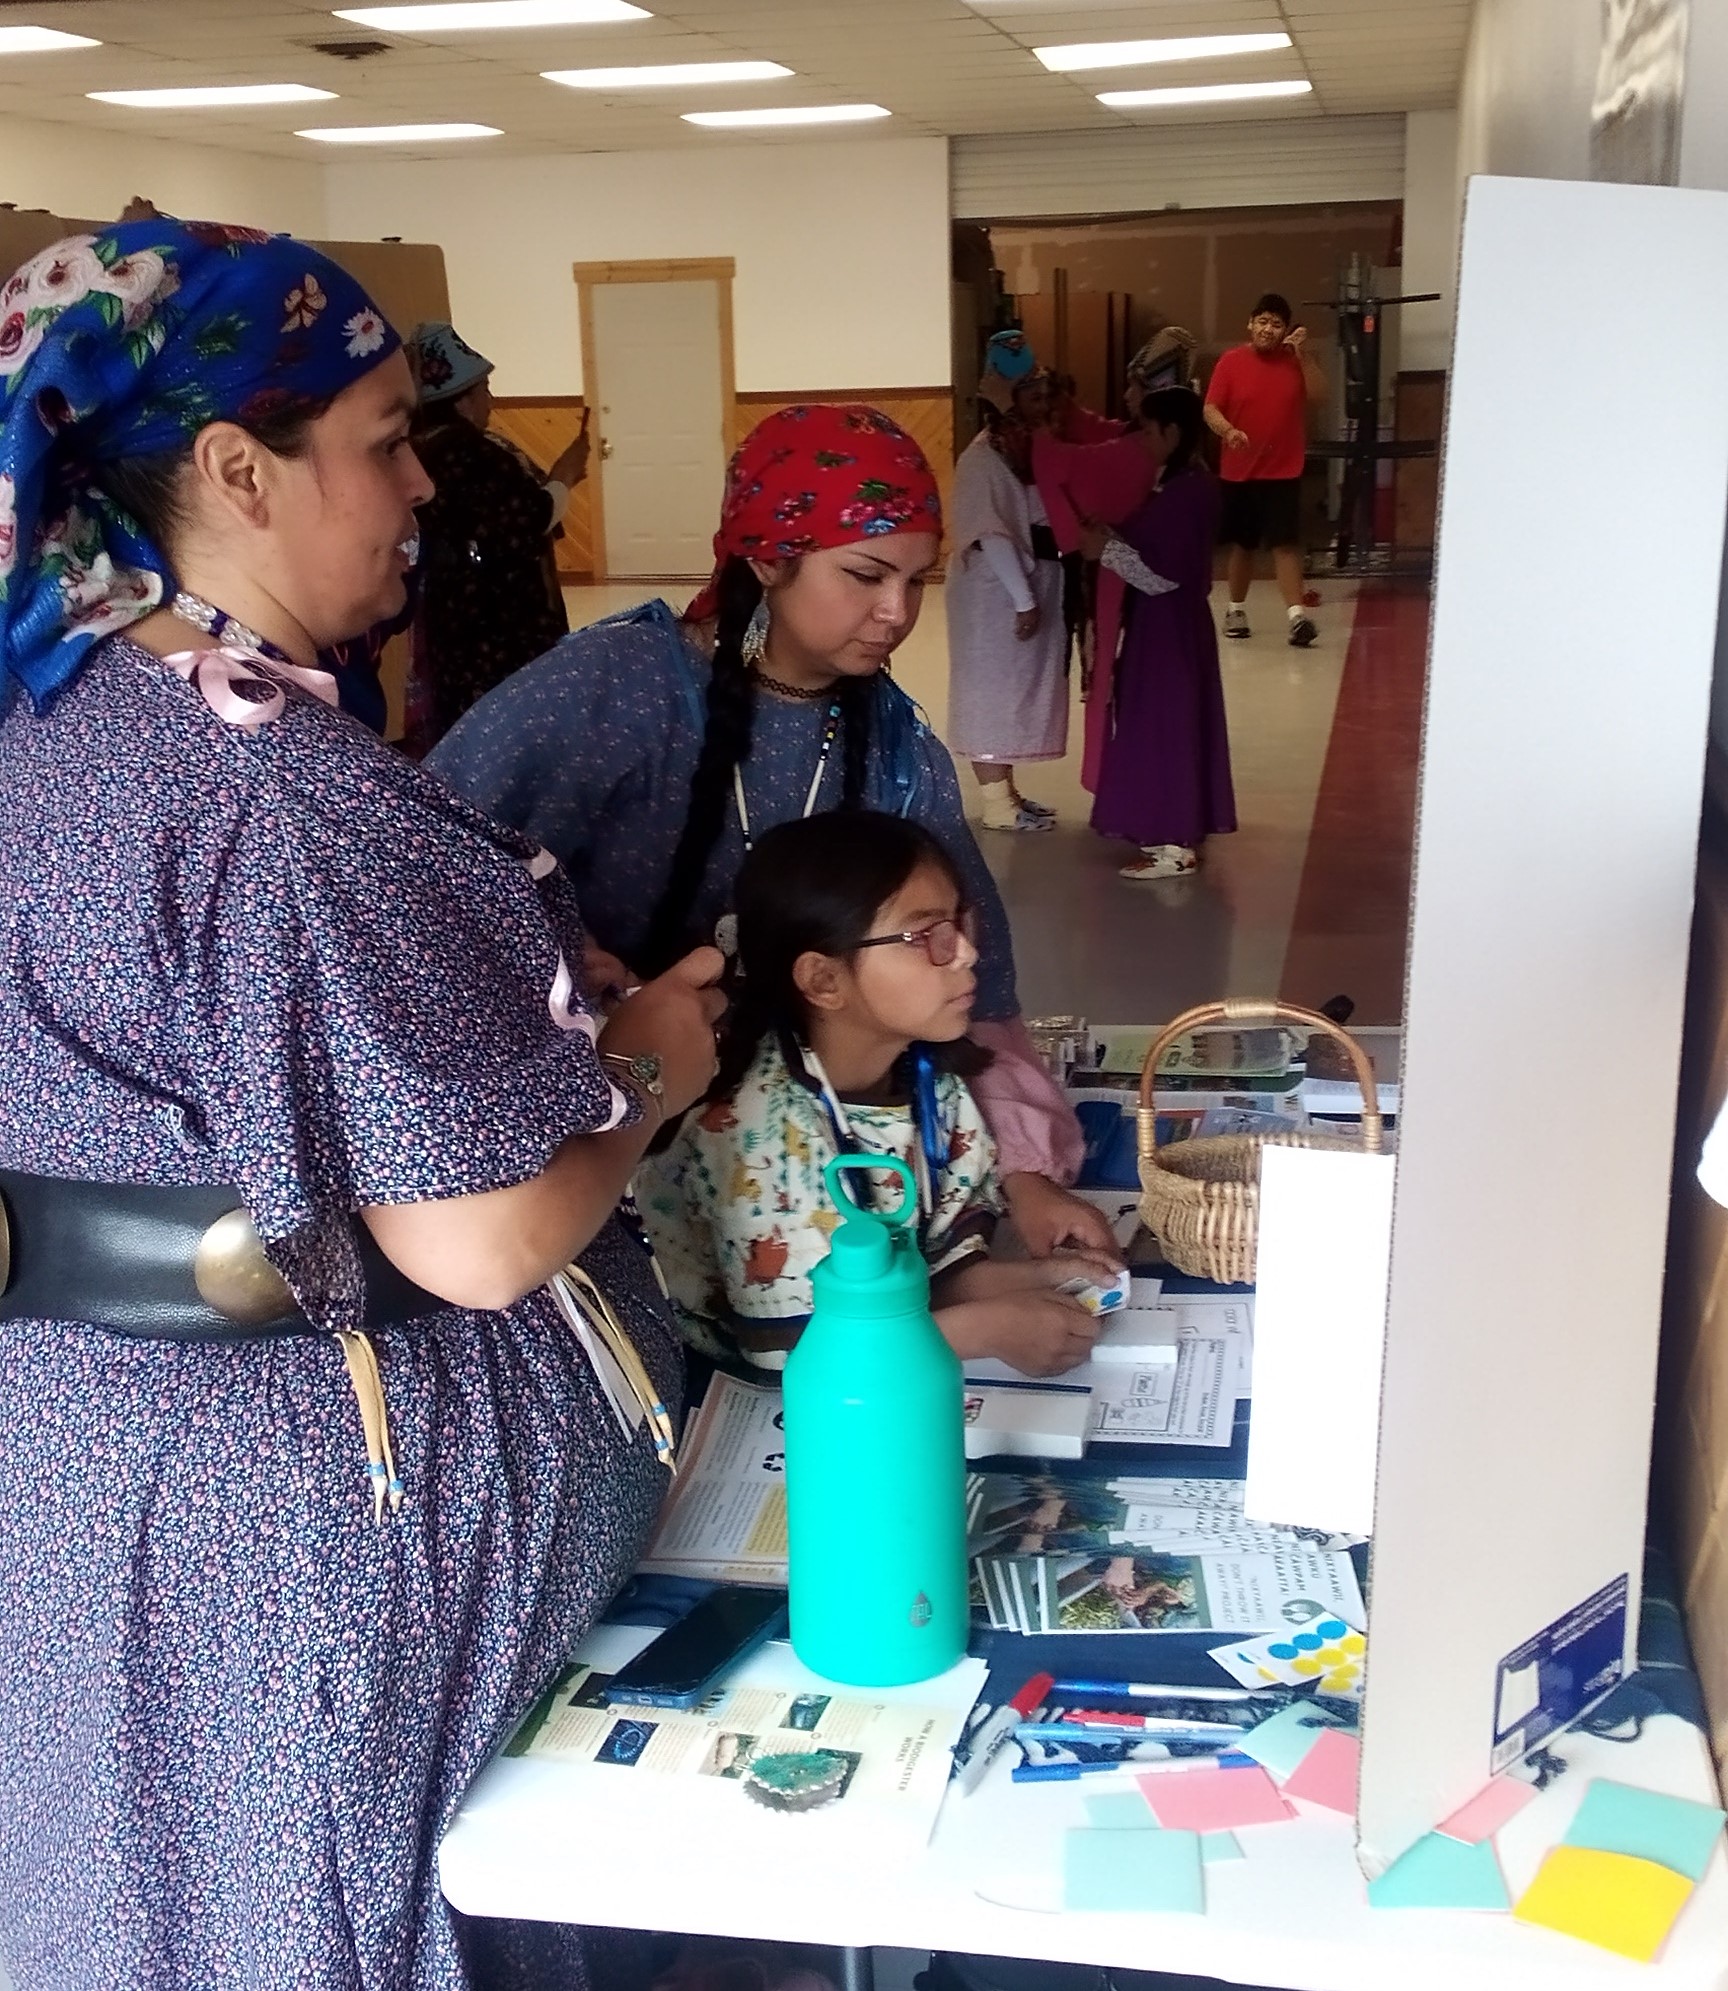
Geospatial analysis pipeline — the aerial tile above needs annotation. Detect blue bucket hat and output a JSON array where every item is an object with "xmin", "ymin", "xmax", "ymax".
[{"xmin": 410, "ymin": 320, "xmax": 493, "ymax": 406}]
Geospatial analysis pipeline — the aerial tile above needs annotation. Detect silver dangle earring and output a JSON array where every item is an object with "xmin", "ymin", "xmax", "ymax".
[{"xmin": 741, "ymin": 598, "xmax": 770, "ymax": 668}]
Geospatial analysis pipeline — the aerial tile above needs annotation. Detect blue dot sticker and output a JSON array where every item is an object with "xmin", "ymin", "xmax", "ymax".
[
  {"xmin": 1293, "ymin": 1632, "xmax": 1323, "ymax": 1651},
  {"xmin": 1317, "ymin": 1619, "xmax": 1348, "ymax": 1639},
  {"xmin": 1268, "ymin": 1642, "xmax": 1299, "ymax": 1660}
]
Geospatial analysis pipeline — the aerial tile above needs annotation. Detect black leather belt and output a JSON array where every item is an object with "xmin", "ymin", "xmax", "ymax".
[{"xmin": 0, "ymin": 1169, "xmax": 444, "ymax": 1342}]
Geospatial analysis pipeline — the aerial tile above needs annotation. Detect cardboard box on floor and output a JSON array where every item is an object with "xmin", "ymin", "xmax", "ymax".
[{"xmin": 1358, "ymin": 175, "xmax": 1728, "ymax": 1874}]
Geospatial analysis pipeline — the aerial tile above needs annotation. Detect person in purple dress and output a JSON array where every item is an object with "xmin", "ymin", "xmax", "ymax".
[
  {"xmin": 1081, "ymin": 386, "xmax": 1238, "ymax": 882},
  {"xmin": 0, "ymin": 220, "xmax": 722, "ymax": 1990}
]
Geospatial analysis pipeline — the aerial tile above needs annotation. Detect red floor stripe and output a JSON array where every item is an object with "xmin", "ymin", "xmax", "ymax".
[{"xmin": 1277, "ymin": 583, "xmax": 1429, "ymax": 1026}]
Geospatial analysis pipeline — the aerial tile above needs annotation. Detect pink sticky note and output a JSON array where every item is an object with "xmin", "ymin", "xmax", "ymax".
[
  {"xmin": 1281, "ymin": 1728, "xmax": 1361, "ymax": 1815},
  {"xmin": 1439, "ymin": 1776, "xmax": 1539, "ymax": 1845},
  {"xmin": 1139, "ymin": 1763, "xmax": 1295, "ymax": 1831}
]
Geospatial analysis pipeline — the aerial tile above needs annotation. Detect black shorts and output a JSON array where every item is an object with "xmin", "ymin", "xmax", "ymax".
[{"xmin": 1218, "ymin": 475, "xmax": 1302, "ymax": 551}]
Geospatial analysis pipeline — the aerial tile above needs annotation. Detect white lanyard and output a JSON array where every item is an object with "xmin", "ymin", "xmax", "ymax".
[
  {"xmin": 802, "ymin": 1044, "xmax": 935, "ymax": 1220},
  {"xmin": 731, "ymin": 700, "xmax": 841, "ymax": 853}
]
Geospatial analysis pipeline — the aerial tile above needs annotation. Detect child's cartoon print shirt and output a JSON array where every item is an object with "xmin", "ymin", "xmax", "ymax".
[{"xmin": 639, "ymin": 1036, "xmax": 1003, "ymax": 1369}]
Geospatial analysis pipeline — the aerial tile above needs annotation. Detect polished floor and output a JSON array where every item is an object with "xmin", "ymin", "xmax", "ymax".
[{"xmin": 564, "ymin": 575, "xmax": 1424, "ymax": 1029}]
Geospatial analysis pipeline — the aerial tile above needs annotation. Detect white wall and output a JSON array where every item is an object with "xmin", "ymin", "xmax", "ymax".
[
  {"xmin": 1680, "ymin": 0, "xmax": 1728, "ymax": 194},
  {"xmin": 1456, "ymin": 0, "xmax": 1597, "ymax": 184},
  {"xmin": 324, "ymin": 136, "xmax": 952, "ymax": 396},
  {"xmin": 952, "ymin": 116, "xmax": 1404, "ymax": 220},
  {"xmin": 0, "ymin": 110, "xmax": 325, "ymax": 237},
  {"xmin": 1399, "ymin": 110, "xmax": 1460, "ymax": 373}
]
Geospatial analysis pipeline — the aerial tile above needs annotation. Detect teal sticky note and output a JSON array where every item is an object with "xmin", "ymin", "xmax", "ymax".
[
  {"xmin": 1202, "ymin": 1830, "xmax": 1244, "ymax": 1863},
  {"xmin": 1368, "ymin": 1832, "xmax": 1510, "ymax": 1912},
  {"xmin": 1232, "ymin": 1703, "xmax": 1343, "ymax": 1784},
  {"xmin": 1563, "ymin": 1779, "xmax": 1726, "ymax": 1883},
  {"xmin": 1084, "ymin": 1791, "xmax": 1156, "ymax": 1830},
  {"xmin": 1064, "ymin": 1826, "xmax": 1204, "ymax": 1913}
]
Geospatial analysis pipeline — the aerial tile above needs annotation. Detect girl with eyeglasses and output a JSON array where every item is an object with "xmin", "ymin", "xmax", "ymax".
[{"xmin": 639, "ymin": 813, "xmax": 1122, "ymax": 1378}]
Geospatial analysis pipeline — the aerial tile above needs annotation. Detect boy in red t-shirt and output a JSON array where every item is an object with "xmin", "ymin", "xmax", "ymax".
[{"xmin": 1204, "ymin": 291, "xmax": 1327, "ymax": 647}]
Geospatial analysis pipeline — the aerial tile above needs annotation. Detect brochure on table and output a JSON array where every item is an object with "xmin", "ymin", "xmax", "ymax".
[
  {"xmin": 508, "ymin": 1622, "xmax": 984, "ymax": 1860},
  {"xmin": 1358, "ymin": 175, "xmax": 1728, "ymax": 1877}
]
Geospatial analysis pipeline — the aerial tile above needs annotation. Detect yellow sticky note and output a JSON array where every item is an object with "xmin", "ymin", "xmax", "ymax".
[{"xmin": 1513, "ymin": 1844, "xmax": 1694, "ymax": 1962}]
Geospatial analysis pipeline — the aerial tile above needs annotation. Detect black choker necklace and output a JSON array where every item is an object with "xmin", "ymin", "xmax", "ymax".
[{"xmin": 749, "ymin": 665, "xmax": 833, "ymax": 703}]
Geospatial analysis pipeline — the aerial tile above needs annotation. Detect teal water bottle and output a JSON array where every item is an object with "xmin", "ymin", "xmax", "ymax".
[{"xmin": 781, "ymin": 1155, "xmax": 970, "ymax": 1687}]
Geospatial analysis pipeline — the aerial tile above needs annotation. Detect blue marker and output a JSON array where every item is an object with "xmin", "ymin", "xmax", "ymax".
[
  {"xmin": 1014, "ymin": 1721, "xmax": 1249, "ymax": 1745},
  {"xmin": 1011, "ymin": 1760, "xmax": 1134, "ymax": 1784},
  {"xmin": 1049, "ymin": 1679, "xmax": 1260, "ymax": 1702}
]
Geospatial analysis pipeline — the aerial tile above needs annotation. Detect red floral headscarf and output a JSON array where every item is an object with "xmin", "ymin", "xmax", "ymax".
[{"xmin": 685, "ymin": 402, "xmax": 942, "ymax": 622}]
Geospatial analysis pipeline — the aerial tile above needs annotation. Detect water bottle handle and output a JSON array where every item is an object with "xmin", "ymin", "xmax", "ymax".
[{"xmin": 823, "ymin": 1153, "xmax": 918, "ymax": 1233}]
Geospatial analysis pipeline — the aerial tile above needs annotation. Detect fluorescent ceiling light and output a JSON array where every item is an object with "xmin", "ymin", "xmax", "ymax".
[
  {"xmin": 298, "ymin": 121, "xmax": 502, "ymax": 141},
  {"xmin": 1037, "ymin": 32, "xmax": 1291, "ymax": 74},
  {"xmin": 90, "ymin": 84, "xmax": 338, "ymax": 107},
  {"xmin": 1100, "ymin": 79, "xmax": 1313, "ymax": 108},
  {"xmin": 334, "ymin": 1, "xmax": 649, "ymax": 28},
  {"xmin": 545, "ymin": 60, "xmax": 791, "ymax": 89},
  {"xmin": 682, "ymin": 103, "xmax": 889, "ymax": 128},
  {"xmin": 0, "ymin": 26, "xmax": 102, "ymax": 53}
]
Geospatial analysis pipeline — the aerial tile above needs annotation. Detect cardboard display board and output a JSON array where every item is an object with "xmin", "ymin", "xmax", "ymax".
[
  {"xmin": 0, "ymin": 214, "xmax": 449, "ymax": 335},
  {"xmin": 1360, "ymin": 175, "xmax": 1728, "ymax": 1874},
  {"xmin": 0, "ymin": 209, "xmax": 102, "ymax": 280}
]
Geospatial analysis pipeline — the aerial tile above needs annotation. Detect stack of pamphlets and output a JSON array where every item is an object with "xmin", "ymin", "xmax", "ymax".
[
  {"xmin": 967, "ymin": 1470, "xmax": 1365, "ymax": 1635},
  {"xmin": 638, "ymin": 1374, "xmax": 792, "ymax": 1586}
]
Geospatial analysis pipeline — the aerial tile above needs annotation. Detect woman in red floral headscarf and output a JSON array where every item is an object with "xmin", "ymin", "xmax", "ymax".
[{"xmin": 430, "ymin": 404, "xmax": 1121, "ymax": 1299}]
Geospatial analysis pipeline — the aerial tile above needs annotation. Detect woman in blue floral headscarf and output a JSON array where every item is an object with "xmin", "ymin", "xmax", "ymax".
[{"xmin": 0, "ymin": 219, "xmax": 721, "ymax": 1990}]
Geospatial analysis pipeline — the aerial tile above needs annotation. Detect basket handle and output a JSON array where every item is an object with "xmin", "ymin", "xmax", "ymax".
[{"xmin": 1135, "ymin": 997, "xmax": 1384, "ymax": 1161}]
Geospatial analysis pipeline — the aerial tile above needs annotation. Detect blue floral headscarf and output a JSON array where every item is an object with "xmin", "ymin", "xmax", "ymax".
[{"xmin": 0, "ymin": 217, "xmax": 401, "ymax": 708}]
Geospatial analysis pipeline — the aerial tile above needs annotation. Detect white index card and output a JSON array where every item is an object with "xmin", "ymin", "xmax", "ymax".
[{"xmin": 1244, "ymin": 1143, "xmax": 1395, "ymax": 1540}]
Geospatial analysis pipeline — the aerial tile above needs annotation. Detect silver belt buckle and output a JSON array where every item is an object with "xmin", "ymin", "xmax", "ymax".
[{"xmin": 193, "ymin": 1208, "xmax": 295, "ymax": 1326}]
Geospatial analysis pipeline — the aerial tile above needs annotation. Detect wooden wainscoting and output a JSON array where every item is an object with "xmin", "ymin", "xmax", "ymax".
[
  {"xmin": 491, "ymin": 386, "xmax": 957, "ymax": 584},
  {"xmin": 1660, "ymin": 776, "xmax": 1728, "ymax": 1780},
  {"xmin": 490, "ymin": 396, "xmax": 595, "ymax": 580}
]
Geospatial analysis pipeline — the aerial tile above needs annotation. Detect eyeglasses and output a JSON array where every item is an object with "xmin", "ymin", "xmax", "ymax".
[{"xmin": 853, "ymin": 910, "xmax": 975, "ymax": 968}]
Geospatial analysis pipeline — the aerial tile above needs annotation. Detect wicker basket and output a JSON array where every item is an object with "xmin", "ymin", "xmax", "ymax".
[{"xmin": 1137, "ymin": 997, "xmax": 1384, "ymax": 1286}]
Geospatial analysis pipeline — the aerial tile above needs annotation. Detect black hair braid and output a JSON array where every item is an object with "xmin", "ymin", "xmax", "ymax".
[
  {"xmin": 837, "ymin": 674, "xmax": 874, "ymax": 809},
  {"xmin": 639, "ymin": 555, "xmax": 761, "ymax": 974}
]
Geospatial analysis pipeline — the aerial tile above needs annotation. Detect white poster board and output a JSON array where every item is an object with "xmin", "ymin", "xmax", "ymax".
[
  {"xmin": 1246, "ymin": 1145, "xmax": 1395, "ymax": 1540},
  {"xmin": 1359, "ymin": 175, "xmax": 1728, "ymax": 1872}
]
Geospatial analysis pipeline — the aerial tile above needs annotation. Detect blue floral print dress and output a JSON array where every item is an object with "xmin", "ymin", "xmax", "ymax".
[{"xmin": 0, "ymin": 635, "xmax": 677, "ymax": 1991}]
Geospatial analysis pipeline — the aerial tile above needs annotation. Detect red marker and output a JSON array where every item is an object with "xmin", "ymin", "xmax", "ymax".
[{"xmin": 956, "ymin": 1672, "xmax": 1054, "ymax": 1794}]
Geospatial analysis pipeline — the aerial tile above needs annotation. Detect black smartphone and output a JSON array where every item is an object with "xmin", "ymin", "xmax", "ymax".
[{"xmin": 600, "ymin": 1588, "xmax": 788, "ymax": 1711}]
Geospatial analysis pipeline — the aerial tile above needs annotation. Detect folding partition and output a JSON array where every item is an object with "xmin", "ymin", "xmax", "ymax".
[{"xmin": 1360, "ymin": 173, "xmax": 1728, "ymax": 1871}]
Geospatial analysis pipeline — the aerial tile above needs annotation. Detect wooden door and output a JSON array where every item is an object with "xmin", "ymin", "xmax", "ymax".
[{"xmin": 575, "ymin": 257, "xmax": 735, "ymax": 582}]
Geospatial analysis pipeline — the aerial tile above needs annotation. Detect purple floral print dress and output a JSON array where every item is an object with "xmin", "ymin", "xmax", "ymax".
[{"xmin": 0, "ymin": 634, "xmax": 679, "ymax": 1991}]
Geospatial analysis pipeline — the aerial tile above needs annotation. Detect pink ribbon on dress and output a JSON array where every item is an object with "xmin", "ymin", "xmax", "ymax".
[{"xmin": 161, "ymin": 645, "xmax": 340, "ymax": 730}]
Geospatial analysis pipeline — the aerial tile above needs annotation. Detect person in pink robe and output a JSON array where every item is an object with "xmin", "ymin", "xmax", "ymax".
[{"xmin": 1032, "ymin": 328, "xmax": 1199, "ymax": 791}]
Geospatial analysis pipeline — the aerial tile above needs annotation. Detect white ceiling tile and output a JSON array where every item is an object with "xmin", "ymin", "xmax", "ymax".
[{"xmin": 0, "ymin": 0, "xmax": 1467, "ymax": 159}]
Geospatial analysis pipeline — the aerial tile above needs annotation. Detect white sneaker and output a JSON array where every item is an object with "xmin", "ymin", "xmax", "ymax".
[
  {"xmin": 1223, "ymin": 606, "xmax": 1250, "ymax": 640},
  {"xmin": 983, "ymin": 803, "xmax": 1055, "ymax": 834},
  {"xmin": 1120, "ymin": 844, "xmax": 1197, "ymax": 880}
]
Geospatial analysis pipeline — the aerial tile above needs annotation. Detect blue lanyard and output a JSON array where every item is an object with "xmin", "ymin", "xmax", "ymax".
[{"xmin": 801, "ymin": 1043, "xmax": 948, "ymax": 1218}]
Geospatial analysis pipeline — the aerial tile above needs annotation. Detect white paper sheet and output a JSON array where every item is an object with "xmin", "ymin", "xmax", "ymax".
[
  {"xmin": 1088, "ymin": 1331, "xmax": 1234, "ymax": 1447},
  {"xmin": 510, "ymin": 1624, "xmax": 987, "ymax": 1856},
  {"xmin": 1244, "ymin": 1145, "xmax": 1395, "ymax": 1538}
]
